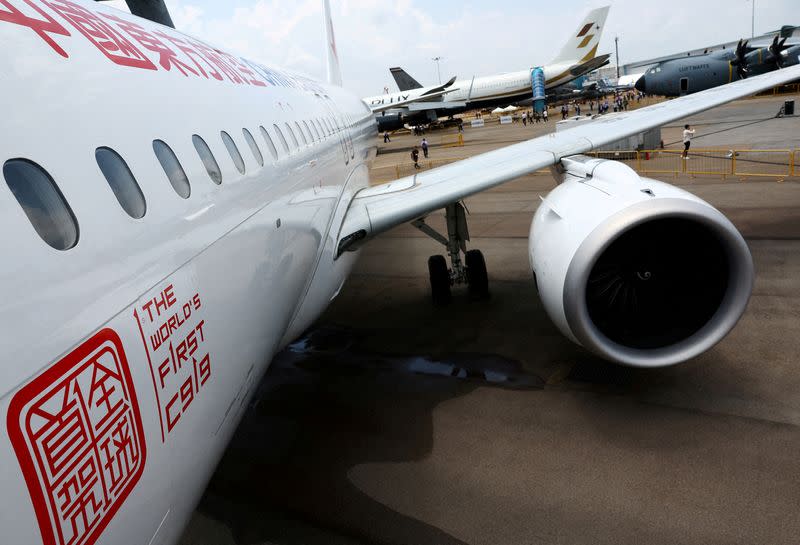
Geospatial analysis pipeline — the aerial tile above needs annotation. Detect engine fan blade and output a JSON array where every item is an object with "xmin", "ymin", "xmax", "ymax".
[
  {"xmin": 770, "ymin": 36, "xmax": 789, "ymax": 68},
  {"xmin": 731, "ymin": 39, "xmax": 749, "ymax": 79}
]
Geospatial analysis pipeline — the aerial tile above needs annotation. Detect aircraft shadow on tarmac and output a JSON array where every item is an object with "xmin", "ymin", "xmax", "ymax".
[
  {"xmin": 192, "ymin": 324, "xmax": 546, "ymax": 545},
  {"xmin": 188, "ymin": 276, "xmax": 732, "ymax": 545}
]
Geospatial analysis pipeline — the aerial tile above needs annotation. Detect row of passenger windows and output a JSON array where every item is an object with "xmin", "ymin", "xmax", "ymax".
[{"xmin": 3, "ymin": 114, "xmax": 355, "ymax": 251}]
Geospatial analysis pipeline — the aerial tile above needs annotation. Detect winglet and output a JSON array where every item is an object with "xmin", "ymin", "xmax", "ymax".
[
  {"xmin": 323, "ymin": 0, "xmax": 343, "ymax": 87},
  {"xmin": 551, "ymin": 6, "xmax": 610, "ymax": 65}
]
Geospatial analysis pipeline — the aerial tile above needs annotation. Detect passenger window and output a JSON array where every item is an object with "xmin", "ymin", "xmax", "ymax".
[
  {"xmin": 260, "ymin": 125, "xmax": 279, "ymax": 161},
  {"xmin": 192, "ymin": 135, "xmax": 222, "ymax": 185},
  {"xmin": 242, "ymin": 128, "xmax": 264, "ymax": 167},
  {"xmin": 309, "ymin": 120, "xmax": 321, "ymax": 141},
  {"xmin": 295, "ymin": 121, "xmax": 308, "ymax": 145},
  {"xmin": 95, "ymin": 147, "xmax": 147, "ymax": 218},
  {"xmin": 153, "ymin": 140, "xmax": 191, "ymax": 199},
  {"xmin": 285, "ymin": 122, "xmax": 300, "ymax": 149},
  {"xmin": 302, "ymin": 120, "xmax": 315, "ymax": 142},
  {"xmin": 273, "ymin": 124, "xmax": 290, "ymax": 153},
  {"xmin": 3, "ymin": 158, "xmax": 79, "ymax": 250},
  {"xmin": 221, "ymin": 131, "xmax": 246, "ymax": 174}
]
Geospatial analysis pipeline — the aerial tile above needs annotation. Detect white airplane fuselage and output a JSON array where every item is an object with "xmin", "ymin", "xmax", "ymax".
[
  {"xmin": 364, "ymin": 62, "xmax": 581, "ymax": 112},
  {"xmin": 0, "ymin": 2, "xmax": 374, "ymax": 544}
]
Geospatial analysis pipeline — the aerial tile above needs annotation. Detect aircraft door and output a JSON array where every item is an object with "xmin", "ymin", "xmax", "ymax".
[{"xmin": 680, "ymin": 77, "xmax": 689, "ymax": 95}]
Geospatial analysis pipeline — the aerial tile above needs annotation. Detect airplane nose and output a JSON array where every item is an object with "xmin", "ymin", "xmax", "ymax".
[{"xmin": 635, "ymin": 75, "xmax": 647, "ymax": 93}]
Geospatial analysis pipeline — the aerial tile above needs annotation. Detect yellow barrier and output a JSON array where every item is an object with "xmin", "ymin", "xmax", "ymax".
[
  {"xmin": 600, "ymin": 149, "xmax": 794, "ymax": 180},
  {"xmin": 372, "ymin": 149, "xmax": 798, "ymax": 183}
]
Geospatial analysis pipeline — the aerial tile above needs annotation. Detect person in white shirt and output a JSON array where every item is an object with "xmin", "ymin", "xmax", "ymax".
[{"xmin": 682, "ymin": 124, "xmax": 696, "ymax": 159}]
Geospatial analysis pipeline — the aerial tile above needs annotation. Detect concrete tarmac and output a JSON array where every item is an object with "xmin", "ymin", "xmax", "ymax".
[{"xmin": 181, "ymin": 94, "xmax": 800, "ymax": 545}]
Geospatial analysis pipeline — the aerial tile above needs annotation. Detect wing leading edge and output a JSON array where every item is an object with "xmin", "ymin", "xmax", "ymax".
[{"xmin": 337, "ymin": 64, "xmax": 800, "ymax": 256}]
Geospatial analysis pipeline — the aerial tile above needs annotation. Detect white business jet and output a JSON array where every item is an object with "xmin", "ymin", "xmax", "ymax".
[
  {"xmin": 0, "ymin": 1, "xmax": 798, "ymax": 545},
  {"xmin": 365, "ymin": 6, "xmax": 612, "ymax": 130}
]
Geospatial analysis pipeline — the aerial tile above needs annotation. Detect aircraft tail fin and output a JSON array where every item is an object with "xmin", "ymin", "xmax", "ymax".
[
  {"xmin": 323, "ymin": 0, "xmax": 343, "ymax": 86},
  {"xmin": 390, "ymin": 67, "xmax": 424, "ymax": 91},
  {"xmin": 551, "ymin": 6, "xmax": 610, "ymax": 65}
]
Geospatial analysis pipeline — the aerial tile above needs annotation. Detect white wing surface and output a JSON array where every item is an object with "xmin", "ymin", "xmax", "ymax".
[
  {"xmin": 369, "ymin": 87, "xmax": 460, "ymax": 113},
  {"xmin": 337, "ymin": 65, "xmax": 800, "ymax": 255}
]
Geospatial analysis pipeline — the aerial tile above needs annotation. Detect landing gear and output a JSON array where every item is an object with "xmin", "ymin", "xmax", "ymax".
[
  {"xmin": 428, "ymin": 255, "xmax": 451, "ymax": 305},
  {"xmin": 465, "ymin": 249, "xmax": 488, "ymax": 298},
  {"xmin": 414, "ymin": 202, "xmax": 490, "ymax": 304}
]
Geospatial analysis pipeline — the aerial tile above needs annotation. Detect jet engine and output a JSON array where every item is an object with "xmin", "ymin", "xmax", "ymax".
[
  {"xmin": 530, "ymin": 156, "xmax": 753, "ymax": 367},
  {"xmin": 376, "ymin": 113, "xmax": 405, "ymax": 132}
]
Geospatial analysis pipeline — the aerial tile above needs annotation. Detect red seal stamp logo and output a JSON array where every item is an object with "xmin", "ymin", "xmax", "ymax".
[{"xmin": 7, "ymin": 328, "xmax": 146, "ymax": 545}]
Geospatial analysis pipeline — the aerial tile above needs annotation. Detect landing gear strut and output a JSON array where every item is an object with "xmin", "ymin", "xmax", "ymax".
[{"xmin": 415, "ymin": 202, "xmax": 489, "ymax": 304}]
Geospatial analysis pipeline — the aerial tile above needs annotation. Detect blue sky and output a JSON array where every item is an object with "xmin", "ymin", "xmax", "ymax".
[{"xmin": 108, "ymin": 0, "xmax": 799, "ymax": 96}]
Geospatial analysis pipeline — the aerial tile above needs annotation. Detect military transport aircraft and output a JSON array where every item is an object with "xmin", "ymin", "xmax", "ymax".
[
  {"xmin": 364, "ymin": 6, "xmax": 612, "ymax": 130},
  {"xmin": 2, "ymin": 1, "xmax": 800, "ymax": 545},
  {"xmin": 636, "ymin": 36, "xmax": 800, "ymax": 96}
]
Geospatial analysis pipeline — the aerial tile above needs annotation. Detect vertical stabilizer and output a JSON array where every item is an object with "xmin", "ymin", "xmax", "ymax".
[
  {"xmin": 323, "ymin": 0, "xmax": 343, "ymax": 86},
  {"xmin": 390, "ymin": 67, "xmax": 424, "ymax": 91},
  {"xmin": 551, "ymin": 6, "xmax": 610, "ymax": 65}
]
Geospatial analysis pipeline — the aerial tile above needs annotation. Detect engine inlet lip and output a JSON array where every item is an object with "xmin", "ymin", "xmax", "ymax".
[{"xmin": 563, "ymin": 198, "xmax": 754, "ymax": 368}]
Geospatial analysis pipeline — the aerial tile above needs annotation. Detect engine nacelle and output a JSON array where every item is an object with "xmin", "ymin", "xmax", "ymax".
[
  {"xmin": 376, "ymin": 113, "xmax": 405, "ymax": 132},
  {"xmin": 530, "ymin": 156, "xmax": 753, "ymax": 368}
]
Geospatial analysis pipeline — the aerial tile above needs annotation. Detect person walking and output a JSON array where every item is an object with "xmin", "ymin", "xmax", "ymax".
[
  {"xmin": 522, "ymin": 112, "xmax": 527, "ymax": 126},
  {"xmin": 411, "ymin": 147, "xmax": 421, "ymax": 169},
  {"xmin": 383, "ymin": 131, "xmax": 391, "ymax": 143},
  {"xmin": 421, "ymin": 138, "xmax": 429, "ymax": 158},
  {"xmin": 542, "ymin": 108, "xmax": 548, "ymax": 123},
  {"xmin": 682, "ymin": 124, "xmax": 696, "ymax": 159}
]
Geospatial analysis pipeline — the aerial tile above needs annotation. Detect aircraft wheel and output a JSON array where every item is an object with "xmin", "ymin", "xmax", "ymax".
[
  {"xmin": 428, "ymin": 255, "xmax": 451, "ymax": 305},
  {"xmin": 466, "ymin": 249, "xmax": 489, "ymax": 299}
]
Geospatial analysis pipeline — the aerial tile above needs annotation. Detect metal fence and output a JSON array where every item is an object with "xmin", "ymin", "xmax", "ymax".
[
  {"xmin": 588, "ymin": 149, "xmax": 794, "ymax": 179},
  {"xmin": 371, "ymin": 149, "xmax": 798, "ymax": 183}
]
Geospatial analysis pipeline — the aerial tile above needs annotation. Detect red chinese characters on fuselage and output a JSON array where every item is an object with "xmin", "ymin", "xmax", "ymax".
[
  {"xmin": 2, "ymin": 0, "xmax": 268, "ymax": 87},
  {"xmin": 0, "ymin": 0, "xmax": 70, "ymax": 57},
  {"xmin": 7, "ymin": 329, "xmax": 147, "ymax": 545}
]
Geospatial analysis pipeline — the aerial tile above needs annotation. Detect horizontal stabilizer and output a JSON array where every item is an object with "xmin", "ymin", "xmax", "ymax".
[{"xmin": 570, "ymin": 54, "xmax": 611, "ymax": 77}]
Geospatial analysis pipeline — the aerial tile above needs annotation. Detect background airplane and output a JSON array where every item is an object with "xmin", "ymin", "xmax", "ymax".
[
  {"xmin": 2, "ymin": 2, "xmax": 800, "ymax": 545},
  {"xmin": 365, "ymin": 6, "xmax": 611, "ymax": 131},
  {"xmin": 636, "ymin": 36, "xmax": 800, "ymax": 96}
]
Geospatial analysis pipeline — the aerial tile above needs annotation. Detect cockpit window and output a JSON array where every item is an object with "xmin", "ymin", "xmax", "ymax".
[
  {"xmin": 153, "ymin": 140, "xmax": 191, "ymax": 199},
  {"xmin": 4, "ymin": 158, "xmax": 79, "ymax": 250},
  {"xmin": 95, "ymin": 147, "xmax": 147, "ymax": 218}
]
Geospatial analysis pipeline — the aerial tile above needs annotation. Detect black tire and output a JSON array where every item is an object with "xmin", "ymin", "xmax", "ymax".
[
  {"xmin": 466, "ymin": 249, "xmax": 489, "ymax": 299},
  {"xmin": 428, "ymin": 255, "xmax": 451, "ymax": 305}
]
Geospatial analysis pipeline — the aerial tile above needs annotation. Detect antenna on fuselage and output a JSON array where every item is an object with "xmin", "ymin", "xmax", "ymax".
[
  {"xmin": 95, "ymin": 0, "xmax": 175, "ymax": 28},
  {"xmin": 323, "ymin": 0, "xmax": 343, "ymax": 86}
]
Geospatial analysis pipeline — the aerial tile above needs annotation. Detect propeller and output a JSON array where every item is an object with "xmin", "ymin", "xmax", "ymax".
[
  {"xmin": 769, "ymin": 35, "xmax": 790, "ymax": 68},
  {"xmin": 730, "ymin": 39, "xmax": 750, "ymax": 79}
]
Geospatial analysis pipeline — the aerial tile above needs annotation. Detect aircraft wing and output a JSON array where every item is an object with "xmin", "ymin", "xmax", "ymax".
[
  {"xmin": 369, "ymin": 87, "xmax": 460, "ymax": 113},
  {"xmin": 748, "ymin": 38, "xmax": 800, "ymax": 49},
  {"xmin": 337, "ymin": 64, "xmax": 800, "ymax": 254}
]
